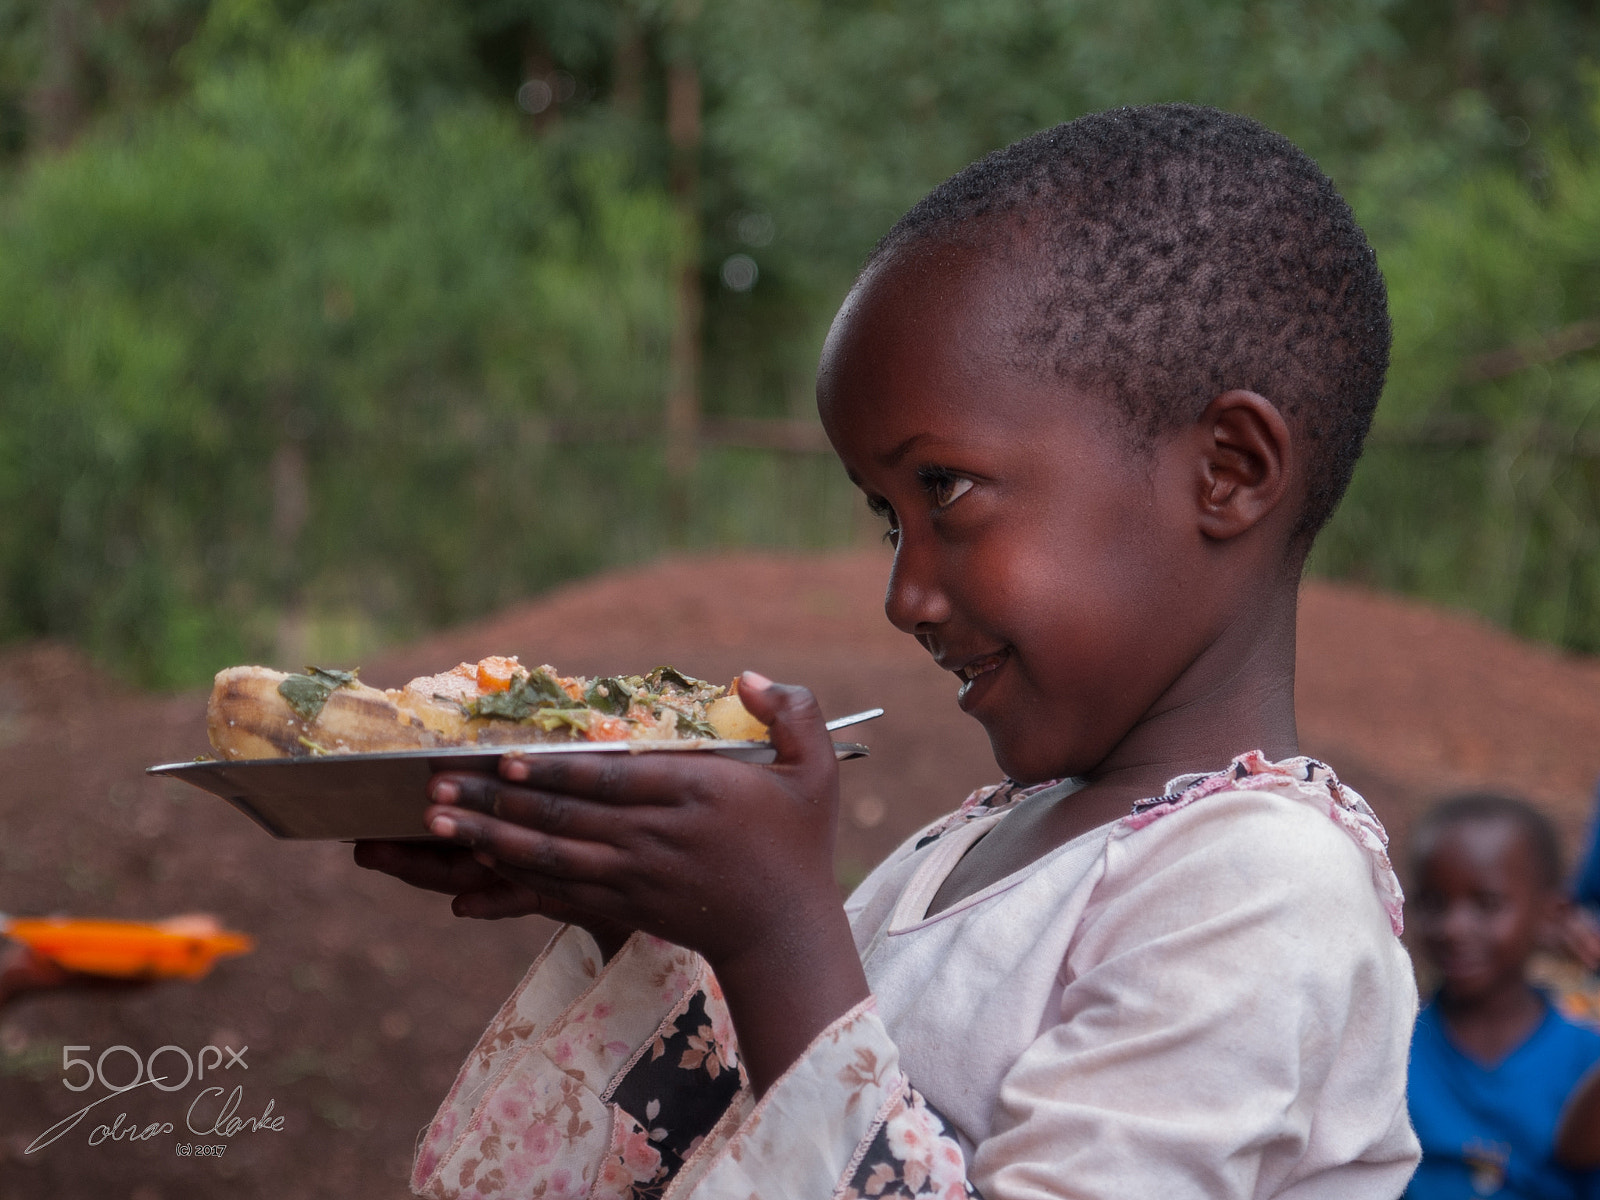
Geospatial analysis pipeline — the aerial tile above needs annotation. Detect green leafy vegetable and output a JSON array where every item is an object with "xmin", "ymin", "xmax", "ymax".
[
  {"xmin": 469, "ymin": 688, "xmax": 532, "ymax": 721},
  {"xmin": 526, "ymin": 709, "xmax": 592, "ymax": 736},
  {"xmin": 658, "ymin": 705, "xmax": 718, "ymax": 738},
  {"xmin": 585, "ymin": 676, "xmax": 634, "ymax": 715},
  {"xmin": 468, "ymin": 667, "xmax": 569, "ymax": 721},
  {"xmin": 646, "ymin": 665, "xmax": 705, "ymax": 692},
  {"xmin": 460, "ymin": 663, "xmax": 724, "ymax": 737},
  {"xmin": 277, "ymin": 665, "xmax": 360, "ymax": 721}
]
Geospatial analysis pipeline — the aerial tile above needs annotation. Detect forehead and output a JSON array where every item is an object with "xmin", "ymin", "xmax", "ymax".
[
  {"xmin": 1415, "ymin": 817, "xmax": 1541, "ymax": 886},
  {"xmin": 817, "ymin": 240, "xmax": 1114, "ymax": 450}
]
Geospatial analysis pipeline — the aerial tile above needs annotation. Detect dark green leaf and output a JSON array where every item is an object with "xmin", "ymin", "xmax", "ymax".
[
  {"xmin": 278, "ymin": 674, "xmax": 333, "ymax": 721},
  {"xmin": 468, "ymin": 666, "xmax": 569, "ymax": 721},
  {"xmin": 469, "ymin": 687, "xmax": 533, "ymax": 721},
  {"xmin": 646, "ymin": 666, "xmax": 706, "ymax": 692},
  {"xmin": 277, "ymin": 665, "xmax": 359, "ymax": 721},
  {"xmin": 659, "ymin": 705, "xmax": 718, "ymax": 738},
  {"xmin": 585, "ymin": 676, "xmax": 634, "ymax": 715}
]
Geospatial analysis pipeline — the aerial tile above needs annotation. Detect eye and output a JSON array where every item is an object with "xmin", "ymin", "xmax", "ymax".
[
  {"xmin": 1474, "ymin": 892, "xmax": 1509, "ymax": 916},
  {"xmin": 865, "ymin": 494, "xmax": 900, "ymax": 544},
  {"xmin": 918, "ymin": 466, "xmax": 973, "ymax": 510},
  {"xmin": 1412, "ymin": 892, "xmax": 1444, "ymax": 916}
]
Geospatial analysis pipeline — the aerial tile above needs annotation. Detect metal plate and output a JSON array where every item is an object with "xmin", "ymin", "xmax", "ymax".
[{"xmin": 147, "ymin": 740, "xmax": 870, "ymax": 841}]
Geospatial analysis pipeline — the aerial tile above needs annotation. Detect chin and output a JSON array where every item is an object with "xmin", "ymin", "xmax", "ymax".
[
  {"xmin": 985, "ymin": 729, "xmax": 1080, "ymax": 787},
  {"xmin": 1436, "ymin": 975, "xmax": 1496, "ymax": 1004}
]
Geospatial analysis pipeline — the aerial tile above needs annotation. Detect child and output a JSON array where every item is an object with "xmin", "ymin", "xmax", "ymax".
[
  {"xmin": 357, "ymin": 103, "xmax": 1421, "ymax": 1197},
  {"xmin": 1405, "ymin": 794, "xmax": 1600, "ymax": 1199}
]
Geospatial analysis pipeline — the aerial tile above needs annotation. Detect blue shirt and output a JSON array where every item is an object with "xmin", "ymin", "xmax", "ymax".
[{"xmin": 1407, "ymin": 996, "xmax": 1600, "ymax": 1199}]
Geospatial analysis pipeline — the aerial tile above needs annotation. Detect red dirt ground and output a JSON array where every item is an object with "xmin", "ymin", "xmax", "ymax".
[{"xmin": 2, "ymin": 549, "xmax": 1598, "ymax": 1199}]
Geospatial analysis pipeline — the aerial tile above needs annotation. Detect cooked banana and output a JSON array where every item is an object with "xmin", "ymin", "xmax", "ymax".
[{"xmin": 207, "ymin": 666, "xmax": 438, "ymax": 760}]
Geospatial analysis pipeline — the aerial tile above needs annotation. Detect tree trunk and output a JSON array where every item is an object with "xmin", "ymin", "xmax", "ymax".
[
  {"xmin": 665, "ymin": 39, "xmax": 702, "ymax": 540},
  {"xmin": 31, "ymin": 0, "xmax": 87, "ymax": 151},
  {"xmin": 613, "ymin": 10, "xmax": 646, "ymax": 116}
]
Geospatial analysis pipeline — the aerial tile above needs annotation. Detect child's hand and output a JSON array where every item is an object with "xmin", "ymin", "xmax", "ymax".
[
  {"xmin": 425, "ymin": 672, "xmax": 840, "ymax": 964},
  {"xmin": 1560, "ymin": 903, "xmax": 1600, "ymax": 972},
  {"xmin": 351, "ymin": 841, "xmax": 635, "ymax": 958},
  {"xmin": 424, "ymin": 672, "xmax": 871, "ymax": 1092}
]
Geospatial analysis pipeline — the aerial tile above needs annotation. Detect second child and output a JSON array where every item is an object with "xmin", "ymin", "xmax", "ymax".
[{"xmin": 1406, "ymin": 794, "xmax": 1600, "ymax": 1199}]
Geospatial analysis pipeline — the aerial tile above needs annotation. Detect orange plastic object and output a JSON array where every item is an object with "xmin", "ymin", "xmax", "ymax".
[{"xmin": 2, "ymin": 915, "xmax": 254, "ymax": 980}]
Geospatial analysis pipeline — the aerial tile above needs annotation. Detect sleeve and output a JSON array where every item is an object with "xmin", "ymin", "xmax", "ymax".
[
  {"xmin": 410, "ymin": 926, "xmax": 754, "ymax": 1200},
  {"xmin": 410, "ymin": 925, "xmax": 981, "ymax": 1200},
  {"xmin": 673, "ymin": 999, "xmax": 981, "ymax": 1198}
]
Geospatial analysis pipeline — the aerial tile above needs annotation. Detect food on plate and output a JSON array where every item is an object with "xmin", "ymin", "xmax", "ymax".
[{"xmin": 206, "ymin": 657, "xmax": 769, "ymax": 760}]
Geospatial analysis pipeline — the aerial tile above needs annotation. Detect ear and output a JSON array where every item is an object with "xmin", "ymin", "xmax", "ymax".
[{"xmin": 1192, "ymin": 390, "xmax": 1294, "ymax": 542}]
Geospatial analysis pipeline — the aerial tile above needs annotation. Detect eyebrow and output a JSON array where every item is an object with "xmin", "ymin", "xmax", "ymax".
[{"xmin": 881, "ymin": 432, "xmax": 931, "ymax": 466}]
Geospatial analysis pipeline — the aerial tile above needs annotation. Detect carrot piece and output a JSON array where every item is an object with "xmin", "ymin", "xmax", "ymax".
[
  {"xmin": 585, "ymin": 716, "xmax": 635, "ymax": 742},
  {"xmin": 475, "ymin": 656, "xmax": 521, "ymax": 693}
]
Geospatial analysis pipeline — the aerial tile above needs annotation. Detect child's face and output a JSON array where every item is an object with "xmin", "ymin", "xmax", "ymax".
[
  {"xmin": 1410, "ymin": 818, "xmax": 1556, "ymax": 1003},
  {"xmin": 816, "ymin": 244, "xmax": 1230, "ymax": 784}
]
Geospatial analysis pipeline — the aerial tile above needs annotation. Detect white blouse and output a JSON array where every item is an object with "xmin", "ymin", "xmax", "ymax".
[{"xmin": 410, "ymin": 752, "xmax": 1420, "ymax": 1200}]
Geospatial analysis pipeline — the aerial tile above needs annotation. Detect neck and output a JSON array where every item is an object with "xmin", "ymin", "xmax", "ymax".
[
  {"xmin": 1437, "ymin": 979, "xmax": 1546, "ymax": 1063},
  {"xmin": 1082, "ymin": 579, "xmax": 1300, "ymax": 807},
  {"xmin": 1440, "ymin": 980, "xmax": 1543, "ymax": 1022}
]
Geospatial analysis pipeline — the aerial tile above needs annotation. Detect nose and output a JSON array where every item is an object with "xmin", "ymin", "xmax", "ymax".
[
  {"xmin": 1425, "ymin": 898, "xmax": 1478, "ymax": 951},
  {"xmin": 883, "ymin": 534, "xmax": 951, "ymax": 636}
]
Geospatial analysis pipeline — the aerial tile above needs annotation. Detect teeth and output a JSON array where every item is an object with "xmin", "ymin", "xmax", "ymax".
[{"xmin": 957, "ymin": 655, "xmax": 1001, "ymax": 682}]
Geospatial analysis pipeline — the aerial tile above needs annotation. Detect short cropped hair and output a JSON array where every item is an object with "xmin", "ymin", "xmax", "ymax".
[
  {"xmin": 1410, "ymin": 793, "xmax": 1565, "ymax": 891},
  {"xmin": 868, "ymin": 103, "xmax": 1391, "ymax": 542}
]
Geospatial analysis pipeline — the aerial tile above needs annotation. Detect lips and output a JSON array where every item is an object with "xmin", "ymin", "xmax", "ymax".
[
  {"xmin": 950, "ymin": 649, "xmax": 1009, "ymax": 710},
  {"xmin": 1431, "ymin": 949, "xmax": 1490, "ymax": 978}
]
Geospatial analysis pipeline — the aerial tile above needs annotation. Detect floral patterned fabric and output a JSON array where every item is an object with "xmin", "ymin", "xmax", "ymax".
[
  {"xmin": 411, "ymin": 930, "xmax": 750, "ymax": 1199},
  {"xmin": 413, "ymin": 751, "xmax": 1411, "ymax": 1199},
  {"xmin": 606, "ymin": 988, "xmax": 744, "ymax": 1191},
  {"xmin": 841, "ymin": 1085, "xmax": 982, "ymax": 1200}
]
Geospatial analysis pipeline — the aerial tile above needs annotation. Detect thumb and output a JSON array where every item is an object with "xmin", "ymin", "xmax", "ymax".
[{"xmin": 737, "ymin": 671, "xmax": 831, "ymax": 766}]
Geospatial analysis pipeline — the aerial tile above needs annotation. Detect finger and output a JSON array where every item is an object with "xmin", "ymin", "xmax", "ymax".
[
  {"xmin": 450, "ymin": 877, "xmax": 577, "ymax": 922},
  {"xmin": 353, "ymin": 840, "xmax": 500, "ymax": 894},
  {"xmin": 429, "ymin": 773, "xmax": 631, "ymax": 841},
  {"xmin": 425, "ymin": 806, "xmax": 626, "ymax": 883},
  {"xmin": 496, "ymin": 747, "xmax": 741, "ymax": 806},
  {"xmin": 466, "ymin": 862, "xmax": 627, "ymax": 923},
  {"xmin": 733, "ymin": 672, "xmax": 833, "ymax": 769}
]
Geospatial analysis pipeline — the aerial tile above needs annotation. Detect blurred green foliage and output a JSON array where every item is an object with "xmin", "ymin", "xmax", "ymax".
[
  {"xmin": 1321, "ymin": 101, "xmax": 1600, "ymax": 650},
  {"xmin": 0, "ymin": 0, "xmax": 1597, "ymax": 683},
  {"xmin": 0, "ymin": 8, "xmax": 681, "ymax": 683}
]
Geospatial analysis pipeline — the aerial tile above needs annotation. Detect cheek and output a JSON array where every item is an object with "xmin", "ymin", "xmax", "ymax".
[
  {"xmin": 1488, "ymin": 911, "xmax": 1540, "ymax": 953},
  {"xmin": 1411, "ymin": 913, "xmax": 1444, "ymax": 942}
]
